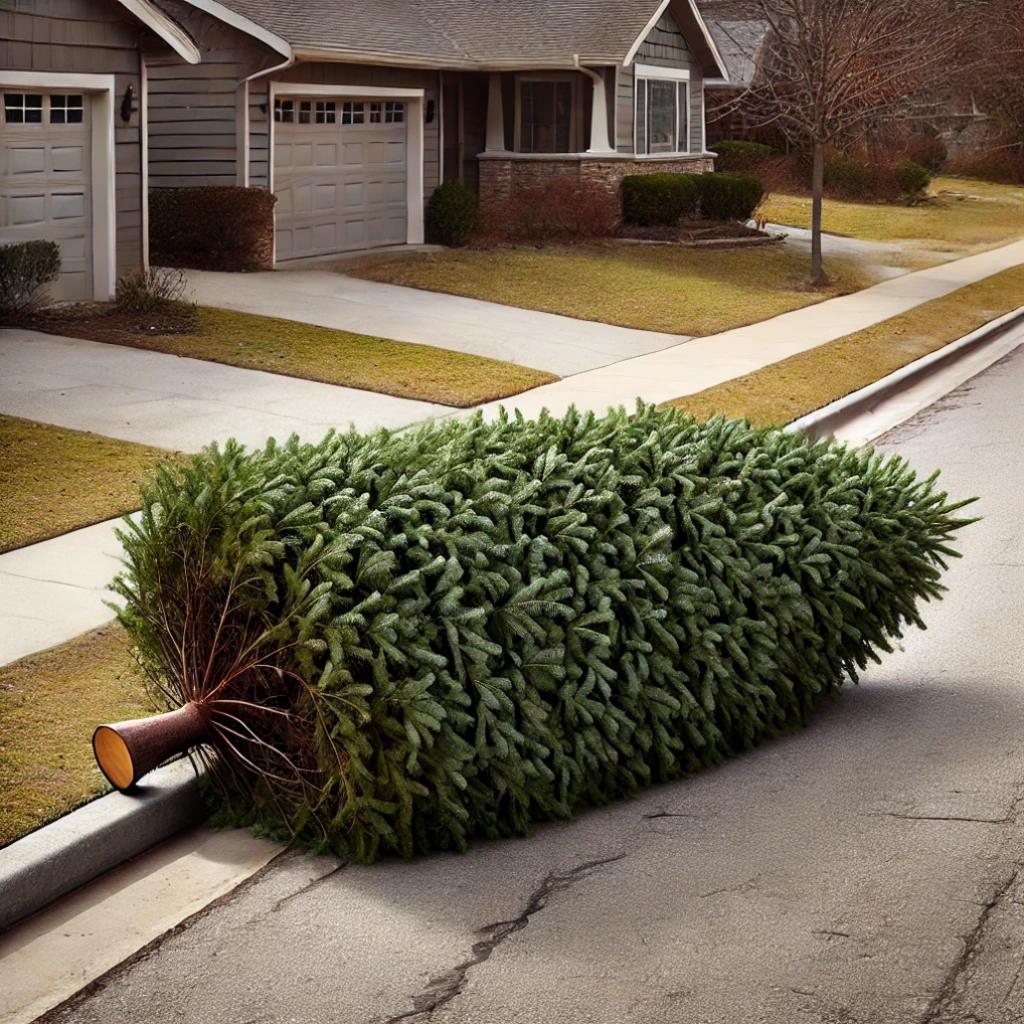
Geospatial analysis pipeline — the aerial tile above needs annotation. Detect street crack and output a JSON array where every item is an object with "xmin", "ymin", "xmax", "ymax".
[{"xmin": 383, "ymin": 853, "xmax": 626, "ymax": 1022}]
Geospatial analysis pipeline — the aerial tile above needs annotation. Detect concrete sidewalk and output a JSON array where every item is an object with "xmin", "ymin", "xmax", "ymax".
[
  {"xmin": 185, "ymin": 268, "xmax": 688, "ymax": 378},
  {"xmin": 478, "ymin": 238, "xmax": 1024, "ymax": 420}
]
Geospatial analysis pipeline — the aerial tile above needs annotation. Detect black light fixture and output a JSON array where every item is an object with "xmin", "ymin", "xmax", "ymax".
[
  {"xmin": 425, "ymin": 99, "xmax": 435, "ymax": 123},
  {"xmin": 120, "ymin": 83, "xmax": 135, "ymax": 123}
]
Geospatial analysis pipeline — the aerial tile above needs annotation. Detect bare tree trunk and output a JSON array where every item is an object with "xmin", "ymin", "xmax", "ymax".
[{"xmin": 811, "ymin": 138, "xmax": 826, "ymax": 287}]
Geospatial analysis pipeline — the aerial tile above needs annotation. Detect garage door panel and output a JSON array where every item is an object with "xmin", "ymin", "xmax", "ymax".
[
  {"xmin": 275, "ymin": 100, "xmax": 409, "ymax": 261},
  {"xmin": 52, "ymin": 146, "xmax": 84, "ymax": 173},
  {"xmin": 11, "ymin": 148, "xmax": 46, "ymax": 175}
]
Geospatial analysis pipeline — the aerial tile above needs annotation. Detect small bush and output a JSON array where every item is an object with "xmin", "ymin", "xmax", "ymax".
[
  {"xmin": 116, "ymin": 405, "xmax": 974, "ymax": 862},
  {"xmin": 696, "ymin": 172, "xmax": 764, "ymax": 221},
  {"xmin": 484, "ymin": 177, "xmax": 619, "ymax": 242},
  {"xmin": 622, "ymin": 173, "xmax": 700, "ymax": 227},
  {"xmin": 896, "ymin": 161, "xmax": 932, "ymax": 197},
  {"xmin": 712, "ymin": 140, "xmax": 775, "ymax": 173},
  {"xmin": 425, "ymin": 181, "xmax": 479, "ymax": 247},
  {"xmin": 115, "ymin": 267, "xmax": 190, "ymax": 314},
  {"xmin": 0, "ymin": 240, "xmax": 61, "ymax": 314},
  {"xmin": 149, "ymin": 187, "xmax": 277, "ymax": 273}
]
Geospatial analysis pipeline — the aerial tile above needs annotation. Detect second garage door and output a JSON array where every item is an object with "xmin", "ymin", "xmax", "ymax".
[{"xmin": 273, "ymin": 97, "xmax": 408, "ymax": 261}]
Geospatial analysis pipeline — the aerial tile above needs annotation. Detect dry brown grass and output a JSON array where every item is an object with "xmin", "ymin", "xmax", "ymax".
[
  {"xmin": 342, "ymin": 244, "xmax": 878, "ymax": 337},
  {"xmin": 0, "ymin": 625, "xmax": 152, "ymax": 847},
  {"xmin": 760, "ymin": 176, "xmax": 1024, "ymax": 253},
  {"xmin": 0, "ymin": 416, "xmax": 183, "ymax": 554},
  {"xmin": 660, "ymin": 265, "xmax": 1024, "ymax": 426},
  {"xmin": 22, "ymin": 305, "xmax": 557, "ymax": 408}
]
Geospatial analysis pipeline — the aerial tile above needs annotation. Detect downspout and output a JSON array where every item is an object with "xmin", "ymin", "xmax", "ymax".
[
  {"xmin": 573, "ymin": 55, "xmax": 614, "ymax": 154},
  {"xmin": 241, "ymin": 50, "xmax": 295, "ymax": 189}
]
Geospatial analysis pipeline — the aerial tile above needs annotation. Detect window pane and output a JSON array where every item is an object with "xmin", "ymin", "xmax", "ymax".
[
  {"xmin": 385, "ymin": 101, "xmax": 404, "ymax": 123},
  {"xmin": 369, "ymin": 102, "xmax": 381, "ymax": 123},
  {"xmin": 315, "ymin": 101, "xmax": 336, "ymax": 124},
  {"xmin": 298, "ymin": 100, "xmax": 311, "ymax": 124},
  {"xmin": 519, "ymin": 80, "xmax": 572, "ymax": 154},
  {"xmin": 648, "ymin": 80, "xmax": 675, "ymax": 153},
  {"xmin": 274, "ymin": 99, "xmax": 294, "ymax": 123},
  {"xmin": 49, "ymin": 94, "xmax": 84, "ymax": 125},
  {"xmin": 4, "ymin": 93, "xmax": 44, "ymax": 125}
]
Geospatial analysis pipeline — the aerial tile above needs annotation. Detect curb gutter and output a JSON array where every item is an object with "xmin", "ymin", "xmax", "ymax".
[
  {"xmin": 785, "ymin": 305, "xmax": 1024, "ymax": 441},
  {"xmin": 0, "ymin": 759, "xmax": 205, "ymax": 932}
]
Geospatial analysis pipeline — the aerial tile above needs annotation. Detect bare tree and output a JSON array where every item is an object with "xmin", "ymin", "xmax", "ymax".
[
  {"xmin": 966, "ymin": 0, "xmax": 1024, "ymax": 160},
  {"xmin": 711, "ymin": 0, "xmax": 983, "ymax": 285}
]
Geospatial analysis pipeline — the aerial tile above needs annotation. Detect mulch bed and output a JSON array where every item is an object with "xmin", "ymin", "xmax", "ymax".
[
  {"xmin": 617, "ymin": 221, "xmax": 781, "ymax": 249},
  {"xmin": 3, "ymin": 302, "xmax": 197, "ymax": 348}
]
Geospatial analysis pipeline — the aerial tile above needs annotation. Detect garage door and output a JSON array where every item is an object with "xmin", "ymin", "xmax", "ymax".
[
  {"xmin": 273, "ymin": 97, "xmax": 408, "ymax": 261},
  {"xmin": 0, "ymin": 91, "xmax": 92, "ymax": 302}
]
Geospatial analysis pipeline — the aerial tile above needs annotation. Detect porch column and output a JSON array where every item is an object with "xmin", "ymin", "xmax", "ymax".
[
  {"xmin": 582, "ymin": 68, "xmax": 614, "ymax": 154},
  {"xmin": 485, "ymin": 72, "xmax": 505, "ymax": 152}
]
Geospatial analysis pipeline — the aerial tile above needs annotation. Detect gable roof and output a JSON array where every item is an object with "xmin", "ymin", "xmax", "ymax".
[
  {"xmin": 703, "ymin": 18, "xmax": 768, "ymax": 87},
  {"xmin": 178, "ymin": 0, "xmax": 726, "ymax": 76}
]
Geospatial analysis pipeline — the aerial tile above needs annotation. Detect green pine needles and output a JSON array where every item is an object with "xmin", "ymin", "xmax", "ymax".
[{"xmin": 113, "ymin": 405, "xmax": 976, "ymax": 862}]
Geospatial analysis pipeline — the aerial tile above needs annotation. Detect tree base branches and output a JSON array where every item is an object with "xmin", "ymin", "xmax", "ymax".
[{"xmin": 113, "ymin": 406, "xmax": 977, "ymax": 862}]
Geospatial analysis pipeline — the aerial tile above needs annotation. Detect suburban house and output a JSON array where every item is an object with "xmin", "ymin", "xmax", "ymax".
[
  {"xmin": 0, "ymin": 0, "xmax": 199, "ymax": 301},
  {"xmin": 143, "ymin": 0, "xmax": 728, "ymax": 263}
]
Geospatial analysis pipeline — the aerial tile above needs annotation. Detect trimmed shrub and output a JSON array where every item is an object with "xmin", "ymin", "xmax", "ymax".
[
  {"xmin": 822, "ymin": 157, "xmax": 900, "ymax": 202},
  {"xmin": 425, "ymin": 181, "xmax": 479, "ymax": 247},
  {"xmin": 896, "ymin": 161, "xmax": 932, "ymax": 197},
  {"xmin": 115, "ymin": 405, "xmax": 974, "ymax": 862},
  {"xmin": 622, "ymin": 173, "xmax": 700, "ymax": 227},
  {"xmin": 696, "ymin": 172, "xmax": 764, "ymax": 221},
  {"xmin": 712, "ymin": 140, "xmax": 775, "ymax": 173},
  {"xmin": 115, "ymin": 266, "xmax": 190, "ymax": 314},
  {"xmin": 149, "ymin": 187, "xmax": 277, "ymax": 273},
  {"xmin": 0, "ymin": 240, "xmax": 61, "ymax": 314}
]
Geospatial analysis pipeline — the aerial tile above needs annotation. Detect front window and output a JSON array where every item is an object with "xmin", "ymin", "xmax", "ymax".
[
  {"xmin": 519, "ymin": 80, "xmax": 572, "ymax": 154},
  {"xmin": 636, "ymin": 78, "xmax": 689, "ymax": 155}
]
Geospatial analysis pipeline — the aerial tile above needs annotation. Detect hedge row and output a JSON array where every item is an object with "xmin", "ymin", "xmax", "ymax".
[
  {"xmin": 116, "ymin": 406, "xmax": 974, "ymax": 862},
  {"xmin": 623, "ymin": 172, "xmax": 764, "ymax": 226},
  {"xmin": 149, "ymin": 187, "xmax": 277, "ymax": 273}
]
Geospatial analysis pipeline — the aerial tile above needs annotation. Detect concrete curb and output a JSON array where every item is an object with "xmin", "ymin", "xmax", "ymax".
[
  {"xmin": 0, "ymin": 759, "xmax": 206, "ymax": 932},
  {"xmin": 785, "ymin": 306, "xmax": 1024, "ymax": 441}
]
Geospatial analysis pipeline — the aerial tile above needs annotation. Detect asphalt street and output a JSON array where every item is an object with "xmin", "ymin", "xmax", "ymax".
[{"xmin": 42, "ymin": 346, "xmax": 1024, "ymax": 1024}]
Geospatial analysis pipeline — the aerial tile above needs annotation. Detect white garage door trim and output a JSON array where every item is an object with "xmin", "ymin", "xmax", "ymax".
[
  {"xmin": 269, "ymin": 81, "xmax": 425, "ymax": 262},
  {"xmin": 0, "ymin": 71, "xmax": 116, "ymax": 301}
]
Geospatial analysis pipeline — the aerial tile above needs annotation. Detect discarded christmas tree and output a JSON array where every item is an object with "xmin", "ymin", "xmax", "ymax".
[{"xmin": 99, "ymin": 405, "xmax": 976, "ymax": 862}]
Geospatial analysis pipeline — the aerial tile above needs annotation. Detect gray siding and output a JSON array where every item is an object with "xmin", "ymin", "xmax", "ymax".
[
  {"xmin": 617, "ymin": 14, "xmax": 706, "ymax": 155},
  {"xmin": 146, "ymin": 1, "xmax": 279, "ymax": 188},
  {"xmin": 0, "ymin": 0, "xmax": 148, "ymax": 273}
]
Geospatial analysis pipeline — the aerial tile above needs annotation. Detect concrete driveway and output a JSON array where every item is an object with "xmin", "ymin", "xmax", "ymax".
[
  {"xmin": 183, "ymin": 268, "xmax": 689, "ymax": 378},
  {"xmin": 37, "ymin": 347, "xmax": 1024, "ymax": 1024}
]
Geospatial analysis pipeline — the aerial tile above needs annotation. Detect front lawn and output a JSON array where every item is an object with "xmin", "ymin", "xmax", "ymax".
[
  {"xmin": 0, "ymin": 625, "xmax": 151, "ymax": 848},
  {"xmin": 342, "ymin": 244, "xmax": 876, "ymax": 337},
  {"xmin": 0, "ymin": 415, "xmax": 183, "ymax": 554},
  {"xmin": 760, "ymin": 176, "xmax": 1024, "ymax": 252},
  {"xmin": 20, "ymin": 304, "xmax": 557, "ymax": 408},
  {"xmin": 660, "ymin": 264, "xmax": 1024, "ymax": 426}
]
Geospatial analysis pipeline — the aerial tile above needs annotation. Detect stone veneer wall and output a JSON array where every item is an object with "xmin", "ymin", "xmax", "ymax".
[{"xmin": 478, "ymin": 155, "xmax": 715, "ymax": 213}]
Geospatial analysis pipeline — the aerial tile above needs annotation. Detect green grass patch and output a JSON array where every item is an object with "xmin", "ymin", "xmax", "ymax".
[
  {"xmin": 96, "ymin": 306, "xmax": 557, "ymax": 408},
  {"xmin": 761, "ymin": 176, "xmax": 1024, "ymax": 252},
  {"xmin": 0, "ymin": 416, "xmax": 183, "ymax": 554},
  {"xmin": 0, "ymin": 625, "xmax": 151, "ymax": 848},
  {"xmin": 343, "ymin": 244, "xmax": 877, "ymax": 337},
  {"xmin": 660, "ymin": 265, "xmax": 1024, "ymax": 426}
]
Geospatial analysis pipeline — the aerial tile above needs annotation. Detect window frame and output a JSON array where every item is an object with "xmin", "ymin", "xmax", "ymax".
[
  {"xmin": 633, "ymin": 64, "xmax": 691, "ymax": 157},
  {"xmin": 513, "ymin": 73, "xmax": 582, "ymax": 155}
]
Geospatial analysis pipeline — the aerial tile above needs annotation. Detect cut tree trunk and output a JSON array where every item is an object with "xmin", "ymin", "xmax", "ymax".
[{"xmin": 93, "ymin": 702, "xmax": 210, "ymax": 791}]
